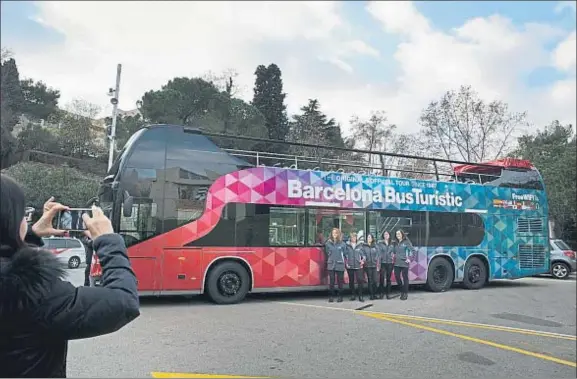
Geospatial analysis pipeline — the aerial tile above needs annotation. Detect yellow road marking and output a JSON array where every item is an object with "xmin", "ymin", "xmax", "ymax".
[
  {"xmin": 151, "ymin": 373, "xmax": 270, "ymax": 378},
  {"xmin": 279, "ymin": 302, "xmax": 577, "ymax": 340},
  {"xmin": 360, "ymin": 312, "xmax": 577, "ymax": 368},
  {"xmin": 364, "ymin": 312, "xmax": 577, "ymax": 341}
]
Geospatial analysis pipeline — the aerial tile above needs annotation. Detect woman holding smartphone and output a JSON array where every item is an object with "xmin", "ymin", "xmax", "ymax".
[
  {"xmin": 0, "ymin": 174, "xmax": 140, "ymax": 377},
  {"xmin": 393, "ymin": 229, "xmax": 416, "ymax": 300},
  {"xmin": 361, "ymin": 233, "xmax": 379, "ymax": 300},
  {"xmin": 345, "ymin": 232, "xmax": 365, "ymax": 302},
  {"xmin": 377, "ymin": 231, "xmax": 394, "ymax": 299},
  {"xmin": 324, "ymin": 228, "xmax": 346, "ymax": 303}
]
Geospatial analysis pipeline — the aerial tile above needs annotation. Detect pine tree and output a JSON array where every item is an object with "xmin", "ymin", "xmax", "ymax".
[
  {"xmin": 252, "ymin": 63, "xmax": 289, "ymax": 147},
  {"xmin": 0, "ymin": 58, "xmax": 24, "ymax": 168}
]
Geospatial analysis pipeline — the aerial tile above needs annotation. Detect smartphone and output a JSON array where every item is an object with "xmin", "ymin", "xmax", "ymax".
[{"xmin": 56, "ymin": 208, "xmax": 92, "ymax": 231}]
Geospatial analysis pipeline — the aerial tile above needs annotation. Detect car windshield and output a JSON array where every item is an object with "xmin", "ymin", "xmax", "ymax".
[{"xmin": 553, "ymin": 240, "xmax": 572, "ymax": 250}]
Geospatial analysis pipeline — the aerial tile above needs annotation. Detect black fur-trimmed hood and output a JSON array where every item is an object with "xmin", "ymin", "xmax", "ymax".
[{"xmin": 0, "ymin": 246, "xmax": 66, "ymax": 313}]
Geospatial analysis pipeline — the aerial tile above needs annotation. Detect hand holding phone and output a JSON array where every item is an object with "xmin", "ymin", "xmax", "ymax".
[
  {"xmin": 31, "ymin": 197, "xmax": 69, "ymax": 237},
  {"xmin": 82, "ymin": 205, "xmax": 114, "ymax": 240}
]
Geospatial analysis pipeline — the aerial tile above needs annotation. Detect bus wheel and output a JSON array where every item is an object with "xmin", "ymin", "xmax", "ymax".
[
  {"xmin": 206, "ymin": 261, "xmax": 250, "ymax": 305},
  {"xmin": 426, "ymin": 257, "xmax": 454, "ymax": 292},
  {"xmin": 462, "ymin": 257, "xmax": 487, "ymax": 290}
]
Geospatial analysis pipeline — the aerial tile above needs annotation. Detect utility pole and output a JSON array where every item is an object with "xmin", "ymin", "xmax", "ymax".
[{"xmin": 107, "ymin": 64, "xmax": 122, "ymax": 171}]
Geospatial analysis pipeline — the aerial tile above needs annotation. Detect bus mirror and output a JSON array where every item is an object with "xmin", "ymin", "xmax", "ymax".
[{"xmin": 122, "ymin": 191, "xmax": 133, "ymax": 217}]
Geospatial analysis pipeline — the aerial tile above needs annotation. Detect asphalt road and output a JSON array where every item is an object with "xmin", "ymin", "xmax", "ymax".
[{"xmin": 62, "ymin": 268, "xmax": 576, "ymax": 378}]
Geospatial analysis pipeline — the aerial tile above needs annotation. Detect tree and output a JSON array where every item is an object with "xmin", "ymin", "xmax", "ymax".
[
  {"xmin": 3, "ymin": 161, "xmax": 101, "ymax": 208},
  {"xmin": 105, "ymin": 113, "xmax": 146, "ymax": 149},
  {"xmin": 1, "ymin": 58, "xmax": 24, "ymax": 168},
  {"xmin": 53, "ymin": 99, "xmax": 101, "ymax": 159},
  {"xmin": 138, "ymin": 76, "xmax": 267, "ymax": 151},
  {"xmin": 252, "ymin": 64, "xmax": 289, "ymax": 145},
  {"xmin": 139, "ymin": 77, "xmax": 227, "ymax": 126},
  {"xmin": 20, "ymin": 79, "xmax": 61, "ymax": 120},
  {"xmin": 1, "ymin": 47, "xmax": 12, "ymax": 62},
  {"xmin": 513, "ymin": 121, "xmax": 576, "ymax": 245},
  {"xmin": 287, "ymin": 99, "xmax": 347, "ymax": 169},
  {"xmin": 419, "ymin": 85, "xmax": 527, "ymax": 162},
  {"xmin": 17, "ymin": 123, "xmax": 60, "ymax": 154},
  {"xmin": 350, "ymin": 111, "xmax": 398, "ymax": 175}
]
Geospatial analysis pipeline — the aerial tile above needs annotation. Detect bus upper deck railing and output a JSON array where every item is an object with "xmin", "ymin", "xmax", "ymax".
[
  {"xmin": 191, "ymin": 128, "xmax": 518, "ymax": 185},
  {"xmin": 221, "ymin": 147, "xmax": 499, "ymax": 185}
]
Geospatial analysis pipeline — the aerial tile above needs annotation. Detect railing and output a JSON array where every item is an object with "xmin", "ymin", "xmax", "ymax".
[{"xmin": 222, "ymin": 147, "xmax": 501, "ymax": 184}]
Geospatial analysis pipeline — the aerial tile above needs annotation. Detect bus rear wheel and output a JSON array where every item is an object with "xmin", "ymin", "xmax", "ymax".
[
  {"xmin": 462, "ymin": 257, "xmax": 487, "ymax": 290},
  {"xmin": 426, "ymin": 257, "xmax": 454, "ymax": 292},
  {"xmin": 206, "ymin": 261, "xmax": 250, "ymax": 305}
]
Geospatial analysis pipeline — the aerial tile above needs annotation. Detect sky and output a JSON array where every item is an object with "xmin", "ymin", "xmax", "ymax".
[{"xmin": 1, "ymin": 1, "xmax": 575, "ymax": 136}]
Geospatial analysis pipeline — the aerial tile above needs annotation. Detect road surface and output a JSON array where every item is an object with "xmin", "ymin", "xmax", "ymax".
[{"xmin": 63, "ymin": 268, "xmax": 576, "ymax": 378}]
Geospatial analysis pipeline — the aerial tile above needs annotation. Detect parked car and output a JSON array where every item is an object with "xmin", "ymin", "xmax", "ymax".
[
  {"xmin": 549, "ymin": 239, "xmax": 576, "ymax": 279},
  {"xmin": 41, "ymin": 236, "xmax": 86, "ymax": 269}
]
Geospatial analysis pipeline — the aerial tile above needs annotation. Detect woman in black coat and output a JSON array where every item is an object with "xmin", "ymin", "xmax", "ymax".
[
  {"xmin": 345, "ymin": 232, "xmax": 365, "ymax": 302},
  {"xmin": 324, "ymin": 227, "xmax": 346, "ymax": 303},
  {"xmin": 361, "ymin": 233, "xmax": 380, "ymax": 300},
  {"xmin": 0, "ymin": 174, "xmax": 140, "ymax": 378}
]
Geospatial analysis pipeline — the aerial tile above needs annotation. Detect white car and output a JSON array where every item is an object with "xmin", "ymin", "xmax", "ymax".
[{"xmin": 42, "ymin": 237, "xmax": 86, "ymax": 269}]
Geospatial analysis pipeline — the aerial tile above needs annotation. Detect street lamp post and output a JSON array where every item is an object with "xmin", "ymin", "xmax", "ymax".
[{"xmin": 107, "ymin": 64, "xmax": 122, "ymax": 171}]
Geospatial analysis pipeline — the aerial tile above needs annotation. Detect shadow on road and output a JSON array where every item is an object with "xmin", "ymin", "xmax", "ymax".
[{"xmin": 138, "ymin": 277, "xmax": 548, "ymax": 308}]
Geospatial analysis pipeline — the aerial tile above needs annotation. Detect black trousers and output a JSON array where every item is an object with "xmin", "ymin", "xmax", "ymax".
[
  {"xmin": 394, "ymin": 266, "xmax": 410, "ymax": 294},
  {"xmin": 378, "ymin": 263, "xmax": 394, "ymax": 296},
  {"xmin": 84, "ymin": 249, "xmax": 93, "ymax": 287},
  {"xmin": 347, "ymin": 268, "xmax": 364, "ymax": 293},
  {"xmin": 364, "ymin": 267, "xmax": 378, "ymax": 296},
  {"xmin": 328, "ymin": 270, "xmax": 345, "ymax": 295}
]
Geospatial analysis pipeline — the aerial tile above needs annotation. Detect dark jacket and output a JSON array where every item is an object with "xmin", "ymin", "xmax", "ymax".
[
  {"xmin": 361, "ymin": 243, "xmax": 379, "ymax": 268},
  {"xmin": 393, "ymin": 239, "xmax": 416, "ymax": 268},
  {"xmin": 0, "ymin": 231, "xmax": 140, "ymax": 378},
  {"xmin": 377, "ymin": 241, "xmax": 394, "ymax": 264},
  {"xmin": 345, "ymin": 242, "xmax": 365, "ymax": 270},
  {"xmin": 324, "ymin": 239, "xmax": 346, "ymax": 272}
]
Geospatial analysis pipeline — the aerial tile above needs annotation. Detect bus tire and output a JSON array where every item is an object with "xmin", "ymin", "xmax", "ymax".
[
  {"xmin": 206, "ymin": 261, "xmax": 250, "ymax": 305},
  {"xmin": 462, "ymin": 257, "xmax": 487, "ymax": 290},
  {"xmin": 426, "ymin": 257, "xmax": 454, "ymax": 292}
]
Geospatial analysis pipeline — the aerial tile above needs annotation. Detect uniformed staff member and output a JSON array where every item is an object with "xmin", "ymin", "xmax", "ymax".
[{"xmin": 324, "ymin": 228, "xmax": 346, "ymax": 303}]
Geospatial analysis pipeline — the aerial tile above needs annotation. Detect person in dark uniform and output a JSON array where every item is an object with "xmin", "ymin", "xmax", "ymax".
[
  {"xmin": 377, "ymin": 230, "xmax": 395, "ymax": 299},
  {"xmin": 361, "ymin": 233, "xmax": 379, "ymax": 300},
  {"xmin": 393, "ymin": 229, "xmax": 417, "ymax": 300},
  {"xmin": 345, "ymin": 231, "xmax": 365, "ymax": 302},
  {"xmin": 82, "ymin": 230, "xmax": 94, "ymax": 287},
  {"xmin": 324, "ymin": 227, "xmax": 346, "ymax": 303}
]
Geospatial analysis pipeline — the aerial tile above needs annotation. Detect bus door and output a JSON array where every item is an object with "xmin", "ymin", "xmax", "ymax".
[{"xmin": 492, "ymin": 215, "xmax": 519, "ymax": 278}]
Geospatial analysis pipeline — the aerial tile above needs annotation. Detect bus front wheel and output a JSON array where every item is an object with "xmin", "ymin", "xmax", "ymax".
[
  {"xmin": 206, "ymin": 261, "xmax": 250, "ymax": 305},
  {"xmin": 462, "ymin": 257, "xmax": 487, "ymax": 290},
  {"xmin": 426, "ymin": 257, "xmax": 454, "ymax": 292}
]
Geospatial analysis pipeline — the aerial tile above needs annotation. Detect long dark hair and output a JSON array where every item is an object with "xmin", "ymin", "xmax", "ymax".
[
  {"xmin": 0, "ymin": 174, "xmax": 27, "ymax": 255},
  {"xmin": 366, "ymin": 233, "xmax": 375, "ymax": 246},
  {"xmin": 395, "ymin": 229, "xmax": 408, "ymax": 242}
]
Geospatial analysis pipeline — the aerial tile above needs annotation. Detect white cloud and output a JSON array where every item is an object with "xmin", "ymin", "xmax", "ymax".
[
  {"xmin": 553, "ymin": 30, "xmax": 576, "ymax": 71},
  {"xmin": 15, "ymin": 1, "xmax": 374, "ymax": 118},
  {"xmin": 10, "ymin": 0, "xmax": 577, "ymax": 139}
]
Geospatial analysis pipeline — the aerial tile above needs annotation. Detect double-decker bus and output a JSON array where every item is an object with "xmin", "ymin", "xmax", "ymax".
[{"xmin": 91, "ymin": 124, "xmax": 550, "ymax": 304}]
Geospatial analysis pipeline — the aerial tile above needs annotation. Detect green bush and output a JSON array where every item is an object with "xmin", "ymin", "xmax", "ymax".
[{"xmin": 2, "ymin": 161, "xmax": 100, "ymax": 208}]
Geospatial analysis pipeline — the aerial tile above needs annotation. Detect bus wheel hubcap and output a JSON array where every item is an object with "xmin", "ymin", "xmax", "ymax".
[
  {"xmin": 219, "ymin": 272, "xmax": 241, "ymax": 296},
  {"xmin": 469, "ymin": 266, "xmax": 481, "ymax": 283},
  {"xmin": 553, "ymin": 264, "xmax": 567, "ymax": 278},
  {"xmin": 433, "ymin": 266, "xmax": 447, "ymax": 284}
]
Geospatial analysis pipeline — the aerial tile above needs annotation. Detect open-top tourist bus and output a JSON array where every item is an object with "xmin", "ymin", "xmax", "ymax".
[{"xmin": 90, "ymin": 124, "xmax": 549, "ymax": 304}]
